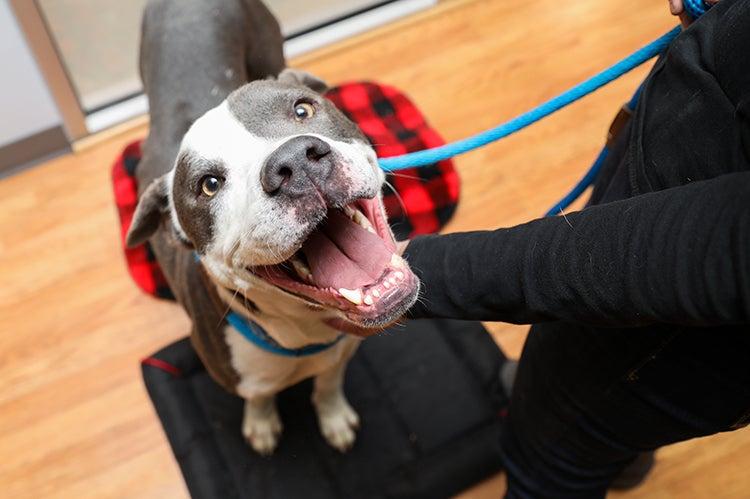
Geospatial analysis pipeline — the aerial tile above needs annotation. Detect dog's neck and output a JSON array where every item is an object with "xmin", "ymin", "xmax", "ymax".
[{"xmin": 214, "ymin": 283, "xmax": 344, "ymax": 350}]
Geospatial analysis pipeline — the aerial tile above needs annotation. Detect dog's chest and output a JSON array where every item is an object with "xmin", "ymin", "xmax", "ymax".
[{"xmin": 223, "ymin": 325, "xmax": 359, "ymax": 399}]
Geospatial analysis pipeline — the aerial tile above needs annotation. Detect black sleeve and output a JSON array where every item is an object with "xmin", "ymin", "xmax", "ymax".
[
  {"xmin": 714, "ymin": 0, "xmax": 750, "ymax": 160},
  {"xmin": 403, "ymin": 171, "xmax": 750, "ymax": 327}
]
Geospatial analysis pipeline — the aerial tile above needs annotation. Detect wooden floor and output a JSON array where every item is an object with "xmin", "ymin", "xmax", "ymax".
[{"xmin": 1, "ymin": 0, "xmax": 748, "ymax": 497}]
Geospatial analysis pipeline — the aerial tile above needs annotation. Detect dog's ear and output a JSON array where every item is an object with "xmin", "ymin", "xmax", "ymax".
[
  {"xmin": 278, "ymin": 68, "xmax": 328, "ymax": 94},
  {"xmin": 126, "ymin": 174, "xmax": 170, "ymax": 248}
]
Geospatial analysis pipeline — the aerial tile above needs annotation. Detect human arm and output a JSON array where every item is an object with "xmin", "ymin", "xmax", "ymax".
[{"xmin": 403, "ymin": 171, "xmax": 750, "ymax": 327}]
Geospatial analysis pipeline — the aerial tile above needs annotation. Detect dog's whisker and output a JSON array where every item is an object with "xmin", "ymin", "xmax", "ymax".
[
  {"xmin": 383, "ymin": 179, "xmax": 408, "ymax": 216},
  {"xmin": 214, "ymin": 286, "xmax": 242, "ymax": 331},
  {"xmin": 226, "ymin": 239, "xmax": 241, "ymax": 268},
  {"xmin": 387, "ymin": 172, "xmax": 421, "ymax": 181},
  {"xmin": 263, "ymin": 239, "xmax": 283, "ymax": 265}
]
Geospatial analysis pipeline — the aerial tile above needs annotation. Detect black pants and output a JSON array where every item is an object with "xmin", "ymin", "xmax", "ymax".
[{"xmin": 501, "ymin": 323, "xmax": 750, "ymax": 498}]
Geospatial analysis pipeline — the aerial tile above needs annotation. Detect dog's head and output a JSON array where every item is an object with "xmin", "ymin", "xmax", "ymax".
[{"xmin": 127, "ymin": 69, "xmax": 419, "ymax": 335}]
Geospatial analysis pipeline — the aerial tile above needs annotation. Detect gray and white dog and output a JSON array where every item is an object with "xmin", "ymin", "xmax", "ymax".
[{"xmin": 128, "ymin": 0, "xmax": 419, "ymax": 454}]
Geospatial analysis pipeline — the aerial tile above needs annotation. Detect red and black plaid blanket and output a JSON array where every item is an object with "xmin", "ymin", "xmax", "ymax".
[{"xmin": 113, "ymin": 81, "xmax": 460, "ymax": 299}]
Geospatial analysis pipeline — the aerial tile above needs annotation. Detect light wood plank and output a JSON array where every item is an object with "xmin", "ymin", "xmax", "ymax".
[{"xmin": 1, "ymin": 1, "xmax": 747, "ymax": 497}]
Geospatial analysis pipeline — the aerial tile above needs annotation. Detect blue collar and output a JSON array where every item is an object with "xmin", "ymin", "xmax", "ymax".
[
  {"xmin": 225, "ymin": 312, "xmax": 345, "ymax": 357},
  {"xmin": 194, "ymin": 252, "xmax": 344, "ymax": 357}
]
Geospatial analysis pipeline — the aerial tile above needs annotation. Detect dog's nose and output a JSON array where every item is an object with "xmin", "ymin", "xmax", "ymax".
[{"xmin": 261, "ymin": 135, "xmax": 332, "ymax": 195}]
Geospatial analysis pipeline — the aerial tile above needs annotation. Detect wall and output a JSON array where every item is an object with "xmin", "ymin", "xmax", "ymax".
[{"xmin": 0, "ymin": 0, "xmax": 62, "ymax": 148}]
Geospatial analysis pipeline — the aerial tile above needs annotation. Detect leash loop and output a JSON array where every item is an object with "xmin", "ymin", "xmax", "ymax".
[{"xmin": 683, "ymin": 0, "xmax": 709, "ymax": 19}]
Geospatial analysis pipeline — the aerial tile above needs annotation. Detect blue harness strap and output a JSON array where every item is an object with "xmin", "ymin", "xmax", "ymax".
[
  {"xmin": 193, "ymin": 252, "xmax": 344, "ymax": 357},
  {"xmin": 226, "ymin": 312, "xmax": 345, "ymax": 357}
]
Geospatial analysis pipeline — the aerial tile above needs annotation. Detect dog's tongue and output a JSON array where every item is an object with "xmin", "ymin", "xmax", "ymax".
[{"xmin": 301, "ymin": 209, "xmax": 392, "ymax": 290}]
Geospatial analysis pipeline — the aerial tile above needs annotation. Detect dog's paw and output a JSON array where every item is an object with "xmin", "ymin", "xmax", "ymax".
[
  {"xmin": 242, "ymin": 408, "xmax": 283, "ymax": 455},
  {"xmin": 316, "ymin": 397, "xmax": 360, "ymax": 452}
]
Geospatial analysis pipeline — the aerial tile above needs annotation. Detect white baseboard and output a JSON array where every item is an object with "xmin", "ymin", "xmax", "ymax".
[
  {"xmin": 85, "ymin": 94, "xmax": 148, "ymax": 133},
  {"xmin": 283, "ymin": 0, "xmax": 436, "ymax": 58}
]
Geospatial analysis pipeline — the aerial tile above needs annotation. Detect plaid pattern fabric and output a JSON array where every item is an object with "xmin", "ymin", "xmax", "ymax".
[
  {"xmin": 325, "ymin": 82, "xmax": 460, "ymax": 240},
  {"xmin": 112, "ymin": 81, "xmax": 460, "ymax": 299},
  {"xmin": 112, "ymin": 140, "xmax": 175, "ymax": 299}
]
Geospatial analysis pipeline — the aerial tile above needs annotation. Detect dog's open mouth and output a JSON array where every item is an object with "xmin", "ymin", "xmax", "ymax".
[{"xmin": 251, "ymin": 198, "xmax": 419, "ymax": 330}]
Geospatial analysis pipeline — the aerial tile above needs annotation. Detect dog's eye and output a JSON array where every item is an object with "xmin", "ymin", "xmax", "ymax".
[
  {"xmin": 293, "ymin": 101, "xmax": 315, "ymax": 121},
  {"xmin": 200, "ymin": 176, "xmax": 222, "ymax": 197}
]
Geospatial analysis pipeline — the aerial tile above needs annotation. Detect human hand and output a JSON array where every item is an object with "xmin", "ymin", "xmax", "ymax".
[{"xmin": 668, "ymin": 0, "xmax": 720, "ymax": 27}]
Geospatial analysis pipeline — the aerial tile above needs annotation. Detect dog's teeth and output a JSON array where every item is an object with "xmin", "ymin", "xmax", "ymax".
[
  {"xmin": 363, "ymin": 294, "xmax": 374, "ymax": 306},
  {"xmin": 351, "ymin": 208, "xmax": 375, "ymax": 233},
  {"xmin": 383, "ymin": 281, "xmax": 391, "ymax": 289},
  {"xmin": 395, "ymin": 271, "xmax": 405, "ymax": 280},
  {"xmin": 390, "ymin": 254, "xmax": 405, "ymax": 268},
  {"xmin": 290, "ymin": 256, "xmax": 313, "ymax": 282},
  {"xmin": 344, "ymin": 204, "xmax": 377, "ymax": 234},
  {"xmin": 389, "ymin": 277, "xmax": 398, "ymax": 285},
  {"xmin": 372, "ymin": 289, "xmax": 380, "ymax": 298},
  {"xmin": 339, "ymin": 287, "xmax": 363, "ymax": 305}
]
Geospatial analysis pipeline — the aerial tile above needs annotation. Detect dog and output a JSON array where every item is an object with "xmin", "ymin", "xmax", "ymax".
[{"xmin": 128, "ymin": 0, "xmax": 419, "ymax": 454}]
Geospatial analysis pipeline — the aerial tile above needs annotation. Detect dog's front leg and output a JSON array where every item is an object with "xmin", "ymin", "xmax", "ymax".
[
  {"xmin": 312, "ymin": 363, "xmax": 360, "ymax": 452},
  {"xmin": 242, "ymin": 395, "xmax": 282, "ymax": 455}
]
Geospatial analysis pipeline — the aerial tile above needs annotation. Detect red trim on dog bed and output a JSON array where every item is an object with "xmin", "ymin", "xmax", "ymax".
[{"xmin": 141, "ymin": 357, "xmax": 182, "ymax": 377}]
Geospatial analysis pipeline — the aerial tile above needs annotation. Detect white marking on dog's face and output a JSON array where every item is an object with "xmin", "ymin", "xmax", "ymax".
[{"xmin": 168, "ymin": 91, "xmax": 383, "ymax": 295}]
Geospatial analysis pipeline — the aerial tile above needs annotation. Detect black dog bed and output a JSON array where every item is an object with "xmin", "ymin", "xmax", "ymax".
[{"xmin": 142, "ymin": 319, "xmax": 509, "ymax": 498}]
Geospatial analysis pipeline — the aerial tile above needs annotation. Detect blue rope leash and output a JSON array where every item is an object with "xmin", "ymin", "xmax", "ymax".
[
  {"xmin": 378, "ymin": 1, "xmax": 712, "ymax": 211},
  {"xmin": 377, "ymin": 26, "xmax": 681, "ymax": 172}
]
